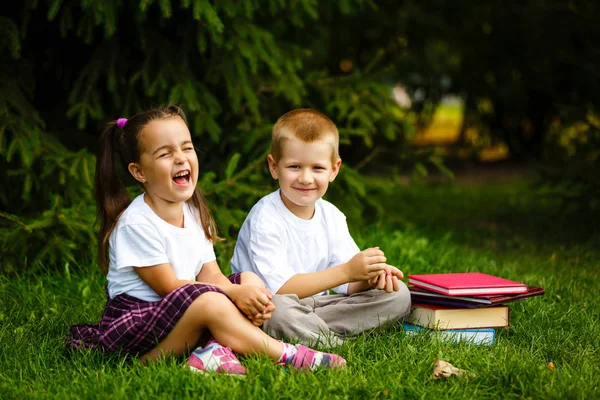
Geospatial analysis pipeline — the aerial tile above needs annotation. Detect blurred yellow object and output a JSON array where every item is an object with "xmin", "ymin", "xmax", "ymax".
[
  {"xmin": 478, "ymin": 144, "xmax": 509, "ymax": 162},
  {"xmin": 413, "ymin": 96, "xmax": 463, "ymax": 146}
]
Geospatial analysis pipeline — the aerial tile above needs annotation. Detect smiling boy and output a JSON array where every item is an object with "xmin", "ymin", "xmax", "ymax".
[{"xmin": 231, "ymin": 109, "xmax": 411, "ymax": 347}]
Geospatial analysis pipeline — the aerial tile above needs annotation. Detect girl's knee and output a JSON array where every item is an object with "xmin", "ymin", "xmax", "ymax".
[
  {"xmin": 240, "ymin": 271, "xmax": 266, "ymax": 288},
  {"xmin": 189, "ymin": 291, "xmax": 231, "ymax": 315}
]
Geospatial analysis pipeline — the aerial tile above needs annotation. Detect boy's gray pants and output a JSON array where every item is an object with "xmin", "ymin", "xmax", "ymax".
[{"xmin": 262, "ymin": 283, "xmax": 412, "ymax": 348}]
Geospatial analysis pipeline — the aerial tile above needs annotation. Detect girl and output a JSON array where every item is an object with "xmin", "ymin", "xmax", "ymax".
[{"xmin": 68, "ymin": 105, "xmax": 345, "ymax": 374}]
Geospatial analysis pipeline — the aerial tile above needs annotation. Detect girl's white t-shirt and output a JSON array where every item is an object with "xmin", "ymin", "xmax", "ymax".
[{"xmin": 106, "ymin": 194, "xmax": 216, "ymax": 301}]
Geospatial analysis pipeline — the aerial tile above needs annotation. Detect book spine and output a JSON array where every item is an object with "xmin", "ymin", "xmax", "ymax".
[{"xmin": 403, "ymin": 323, "xmax": 495, "ymax": 346}]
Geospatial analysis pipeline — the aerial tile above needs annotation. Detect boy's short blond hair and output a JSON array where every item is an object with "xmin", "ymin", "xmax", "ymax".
[{"xmin": 271, "ymin": 109, "xmax": 340, "ymax": 162}]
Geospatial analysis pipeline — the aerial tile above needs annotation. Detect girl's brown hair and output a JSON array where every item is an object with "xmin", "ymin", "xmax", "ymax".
[{"xmin": 95, "ymin": 105, "xmax": 219, "ymax": 273}]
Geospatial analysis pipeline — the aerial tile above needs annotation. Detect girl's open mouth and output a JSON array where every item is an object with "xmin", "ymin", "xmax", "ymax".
[{"xmin": 173, "ymin": 170, "xmax": 191, "ymax": 186}]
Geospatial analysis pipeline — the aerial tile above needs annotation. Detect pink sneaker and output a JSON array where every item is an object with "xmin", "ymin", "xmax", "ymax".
[
  {"xmin": 288, "ymin": 345, "xmax": 346, "ymax": 370},
  {"xmin": 186, "ymin": 340, "xmax": 246, "ymax": 376}
]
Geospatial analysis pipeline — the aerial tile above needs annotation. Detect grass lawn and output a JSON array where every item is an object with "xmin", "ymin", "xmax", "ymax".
[{"xmin": 1, "ymin": 179, "xmax": 598, "ymax": 399}]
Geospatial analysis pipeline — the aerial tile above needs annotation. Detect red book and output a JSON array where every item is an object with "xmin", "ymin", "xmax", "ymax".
[
  {"xmin": 409, "ymin": 285, "xmax": 545, "ymax": 307},
  {"xmin": 407, "ymin": 272, "xmax": 528, "ymax": 296}
]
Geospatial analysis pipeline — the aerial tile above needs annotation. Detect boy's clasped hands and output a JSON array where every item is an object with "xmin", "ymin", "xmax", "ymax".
[
  {"xmin": 228, "ymin": 285, "xmax": 276, "ymax": 326},
  {"xmin": 232, "ymin": 245, "xmax": 401, "ymax": 326},
  {"xmin": 347, "ymin": 247, "xmax": 404, "ymax": 293}
]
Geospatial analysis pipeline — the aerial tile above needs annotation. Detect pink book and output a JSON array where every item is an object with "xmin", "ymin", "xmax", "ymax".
[{"xmin": 407, "ymin": 272, "xmax": 528, "ymax": 296}]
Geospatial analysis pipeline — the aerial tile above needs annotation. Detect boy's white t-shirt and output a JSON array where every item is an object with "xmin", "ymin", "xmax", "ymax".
[
  {"xmin": 106, "ymin": 193, "xmax": 216, "ymax": 302},
  {"xmin": 230, "ymin": 189, "xmax": 360, "ymax": 296}
]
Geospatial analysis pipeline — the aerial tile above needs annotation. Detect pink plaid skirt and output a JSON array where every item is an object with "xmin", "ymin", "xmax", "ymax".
[{"xmin": 68, "ymin": 273, "xmax": 241, "ymax": 355}]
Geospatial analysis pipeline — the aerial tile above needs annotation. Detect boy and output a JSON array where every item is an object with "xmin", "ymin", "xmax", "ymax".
[{"xmin": 231, "ymin": 109, "xmax": 411, "ymax": 347}]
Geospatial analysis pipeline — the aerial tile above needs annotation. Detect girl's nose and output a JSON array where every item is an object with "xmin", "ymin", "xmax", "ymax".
[{"xmin": 174, "ymin": 151, "xmax": 186, "ymax": 164}]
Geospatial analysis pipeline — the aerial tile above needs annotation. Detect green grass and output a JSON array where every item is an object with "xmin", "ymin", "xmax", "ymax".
[{"xmin": 1, "ymin": 180, "xmax": 599, "ymax": 399}]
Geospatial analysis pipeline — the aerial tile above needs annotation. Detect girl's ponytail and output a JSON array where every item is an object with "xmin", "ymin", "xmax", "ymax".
[{"xmin": 95, "ymin": 122, "xmax": 131, "ymax": 273}]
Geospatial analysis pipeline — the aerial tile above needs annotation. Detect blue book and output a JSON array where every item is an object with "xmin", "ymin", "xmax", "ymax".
[{"xmin": 403, "ymin": 322, "xmax": 495, "ymax": 346}]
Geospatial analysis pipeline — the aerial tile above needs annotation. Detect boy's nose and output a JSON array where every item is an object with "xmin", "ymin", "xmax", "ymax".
[{"xmin": 298, "ymin": 169, "xmax": 313, "ymax": 183}]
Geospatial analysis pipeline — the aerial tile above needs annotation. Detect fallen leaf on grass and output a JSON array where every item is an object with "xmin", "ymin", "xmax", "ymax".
[{"xmin": 432, "ymin": 359, "xmax": 475, "ymax": 379}]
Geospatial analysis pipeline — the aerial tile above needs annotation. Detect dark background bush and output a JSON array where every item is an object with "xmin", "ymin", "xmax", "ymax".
[{"xmin": 1, "ymin": 0, "xmax": 598, "ymax": 272}]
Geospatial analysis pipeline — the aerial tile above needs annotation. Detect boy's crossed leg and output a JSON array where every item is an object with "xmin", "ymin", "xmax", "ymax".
[{"xmin": 263, "ymin": 284, "xmax": 411, "ymax": 348}]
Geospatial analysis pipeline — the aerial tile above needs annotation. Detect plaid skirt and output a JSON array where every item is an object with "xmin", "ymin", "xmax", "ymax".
[{"xmin": 68, "ymin": 273, "xmax": 242, "ymax": 356}]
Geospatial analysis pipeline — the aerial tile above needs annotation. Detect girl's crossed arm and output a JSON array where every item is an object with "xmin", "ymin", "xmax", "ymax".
[
  {"xmin": 134, "ymin": 262, "xmax": 274, "ymax": 325},
  {"xmin": 196, "ymin": 261, "xmax": 274, "ymax": 321},
  {"xmin": 134, "ymin": 263, "xmax": 196, "ymax": 297}
]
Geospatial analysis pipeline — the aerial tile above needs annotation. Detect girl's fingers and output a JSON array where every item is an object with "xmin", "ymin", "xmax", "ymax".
[
  {"xmin": 261, "ymin": 305, "xmax": 275, "ymax": 316},
  {"xmin": 248, "ymin": 303, "xmax": 261, "ymax": 316},
  {"xmin": 258, "ymin": 294, "xmax": 270, "ymax": 306},
  {"xmin": 253, "ymin": 295, "xmax": 270, "ymax": 310},
  {"xmin": 392, "ymin": 276, "xmax": 401, "ymax": 291},
  {"xmin": 261, "ymin": 312, "xmax": 272, "ymax": 321}
]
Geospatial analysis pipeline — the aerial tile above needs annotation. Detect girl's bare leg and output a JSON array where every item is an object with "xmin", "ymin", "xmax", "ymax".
[{"xmin": 140, "ymin": 291, "xmax": 283, "ymax": 363}]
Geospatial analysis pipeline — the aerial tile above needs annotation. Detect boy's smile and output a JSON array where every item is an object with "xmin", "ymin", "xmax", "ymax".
[{"xmin": 268, "ymin": 137, "xmax": 341, "ymax": 220}]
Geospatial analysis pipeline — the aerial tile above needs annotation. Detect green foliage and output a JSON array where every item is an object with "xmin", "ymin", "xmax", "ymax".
[
  {"xmin": 536, "ymin": 111, "xmax": 600, "ymax": 212},
  {"xmin": 0, "ymin": 17, "xmax": 97, "ymax": 269},
  {"xmin": 396, "ymin": 0, "xmax": 600, "ymax": 161},
  {"xmin": 0, "ymin": 1, "xmax": 424, "ymax": 271},
  {"xmin": 2, "ymin": 1, "xmax": 597, "ymax": 270}
]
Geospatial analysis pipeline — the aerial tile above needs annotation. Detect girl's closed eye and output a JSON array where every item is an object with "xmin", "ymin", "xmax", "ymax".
[{"xmin": 158, "ymin": 152, "xmax": 171, "ymax": 158}]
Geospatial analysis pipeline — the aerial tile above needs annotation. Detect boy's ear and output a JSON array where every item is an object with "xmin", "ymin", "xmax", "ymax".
[
  {"xmin": 329, "ymin": 157, "xmax": 342, "ymax": 182},
  {"xmin": 267, "ymin": 154, "xmax": 279, "ymax": 180},
  {"xmin": 128, "ymin": 162, "xmax": 147, "ymax": 183}
]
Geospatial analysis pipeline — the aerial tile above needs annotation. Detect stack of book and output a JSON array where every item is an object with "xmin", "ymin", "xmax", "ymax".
[{"xmin": 403, "ymin": 272, "xmax": 545, "ymax": 346}]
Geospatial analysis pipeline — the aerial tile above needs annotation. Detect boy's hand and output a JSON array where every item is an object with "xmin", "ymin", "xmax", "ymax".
[
  {"xmin": 368, "ymin": 265, "xmax": 404, "ymax": 293},
  {"xmin": 229, "ymin": 285, "xmax": 274, "ymax": 320},
  {"xmin": 346, "ymin": 247, "xmax": 388, "ymax": 282}
]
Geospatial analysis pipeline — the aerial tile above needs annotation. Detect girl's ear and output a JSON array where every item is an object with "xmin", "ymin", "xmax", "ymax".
[
  {"xmin": 267, "ymin": 154, "xmax": 279, "ymax": 180},
  {"xmin": 128, "ymin": 162, "xmax": 146, "ymax": 183},
  {"xmin": 329, "ymin": 157, "xmax": 342, "ymax": 182}
]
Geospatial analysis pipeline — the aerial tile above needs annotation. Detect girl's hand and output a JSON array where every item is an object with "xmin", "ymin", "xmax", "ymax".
[
  {"xmin": 247, "ymin": 302, "xmax": 276, "ymax": 326},
  {"xmin": 228, "ymin": 285, "xmax": 274, "ymax": 319}
]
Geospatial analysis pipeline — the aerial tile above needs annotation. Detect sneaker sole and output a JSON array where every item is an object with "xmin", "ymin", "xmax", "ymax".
[{"xmin": 187, "ymin": 365, "xmax": 246, "ymax": 378}]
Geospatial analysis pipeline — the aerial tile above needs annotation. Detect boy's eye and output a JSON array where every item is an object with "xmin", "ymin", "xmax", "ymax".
[
  {"xmin": 184, "ymin": 147, "xmax": 194, "ymax": 151},
  {"xmin": 158, "ymin": 151, "xmax": 171, "ymax": 158},
  {"xmin": 288, "ymin": 165, "xmax": 300, "ymax": 169}
]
